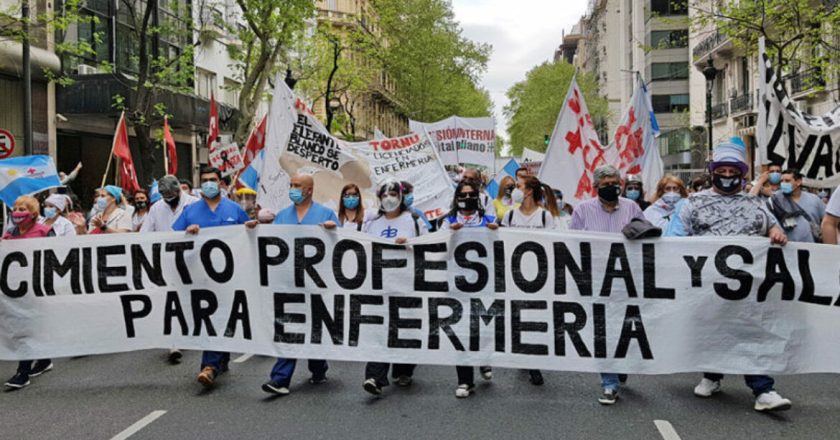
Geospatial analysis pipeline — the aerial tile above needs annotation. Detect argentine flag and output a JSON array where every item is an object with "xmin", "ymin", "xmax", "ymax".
[
  {"xmin": 0, "ymin": 155, "xmax": 62, "ymax": 206},
  {"xmin": 486, "ymin": 158, "xmax": 520, "ymax": 199},
  {"xmin": 238, "ymin": 149, "xmax": 264, "ymax": 189}
]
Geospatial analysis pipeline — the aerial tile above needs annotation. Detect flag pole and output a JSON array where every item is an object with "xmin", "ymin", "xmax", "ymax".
[
  {"xmin": 163, "ymin": 119, "xmax": 169, "ymax": 176},
  {"xmin": 101, "ymin": 111, "xmax": 124, "ymax": 188}
]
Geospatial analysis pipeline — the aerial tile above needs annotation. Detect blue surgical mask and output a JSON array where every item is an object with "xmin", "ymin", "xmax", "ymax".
[
  {"xmin": 43, "ymin": 207, "xmax": 58, "ymax": 219},
  {"xmin": 95, "ymin": 197, "xmax": 108, "ymax": 211},
  {"xmin": 404, "ymin": 193, "xmax": 414, "ymax": 207},
  {"xmin": 343, "ymin": 195, "xmax": 360, "ymax": 209},
  {"xmin": 780, "ymin": 182, "xmax": 794, "ymax": 195},
  {"xmin": 625, "ymin": 190, "xmax": 640, "ymax": 201},
  {"xmin": 201, "ymin": 181, "xmax": 220, "ymax": 199},
  {"xmin": 662, "ymin": 192, "xmax": 682, "ymax": 205},
  {"xmin": 289, "ymin": 188, "xmax": 305, "ymax": 205},
  {"xmin": 769, "ymin": 172, "xmax": 782, "ymax": 184}
]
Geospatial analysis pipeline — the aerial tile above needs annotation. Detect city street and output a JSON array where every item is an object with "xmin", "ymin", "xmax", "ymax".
[{"xmin": 2, "ymin": 351, "xmax": 838, "ymax": 439}]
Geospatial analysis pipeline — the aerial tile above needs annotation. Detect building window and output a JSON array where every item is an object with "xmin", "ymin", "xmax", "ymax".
[
  {"xmin": 197, "ymin": 69, "xmax": 217, "ymax": 99},
  {"xmin": 223, "ymin": 78, "xmax": 241, "ymax": 107},
  {"xmin": 652, "ymin": 94, "xmax": 689, "ymax": 112},
  {"xmin": 651, "ymin": 62, "xmax": 689, "ymax": 81},
  {"xmin": 650, "ymin": 30, "xmax": 688, "ymax": 49},
  {"xmin": 651, "ymin": 0, "xmax": 687, "ymax": 16}
]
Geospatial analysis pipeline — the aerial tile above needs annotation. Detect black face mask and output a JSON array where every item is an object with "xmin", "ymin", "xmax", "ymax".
[
  {"xmin": 598, "ymin": 184, "xmax": 620, "ymax": 202},
  {"xmin": 457, "ymin": 196, "xmax": 479, "ymax": 211},
  {"xmin": 503, "ymin": 185, "xmax": 514, "ymax": 197},
  {"xmin": 164, "ymin": 196, "xmax": 180, "ymax": 208},
  {"xmin": 135, "ymin": 201, "xmax": 148, "ymax": 210},
  {"xmin": 712, "ymin": 174, "xmax": 742, "ymax": 194}
]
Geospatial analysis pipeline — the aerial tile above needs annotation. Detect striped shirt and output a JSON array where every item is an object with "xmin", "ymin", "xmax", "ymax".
[{"xmin": 569, "ymin": 197, "xmax": 642, "ymax": 233}]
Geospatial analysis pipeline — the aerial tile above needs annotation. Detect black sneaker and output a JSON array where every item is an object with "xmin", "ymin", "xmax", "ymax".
[
  {"xmin": 5, "ymin": 372, "xmax": 30, "ymax": 389},
  {"xmin": 479, "ymin": 366, "xmax": 493, "ymax": 381},
  {"xmin": 29, "ymin": 360, "xmax": 53, "ymax": 377},
  {"xmin": 261, "ymin": 380, "xmax": 289, "ymax": 395},
  {"xmin": 395, "ymin": 375, "xmax": 413, "ymax": 387},
  {"xmin": 363, "ymin": 378, "xmax": 383, "ymax": 395},
  {"xmin": 309, "ymin": 374, "xmax": 327, "ymax": 385},
  {"xmin": 598, "ymin": 388, "xmax": 618, "ymax": 405},
  {"xmin": 529, "ymin": 370, "xmax": 544, "ymax": 386},
  {"xmin": 167, "ymin": 349, "xmax": 183, "ymax": 364},
  {"xmin": 618, "ymin": 374, "xmax": 628, "ymax": 384}
]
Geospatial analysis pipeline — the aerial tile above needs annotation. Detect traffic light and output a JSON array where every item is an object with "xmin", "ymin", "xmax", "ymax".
[{"xmin": 544, "ymin": 134, "xmax": 550, "ymax": 146}]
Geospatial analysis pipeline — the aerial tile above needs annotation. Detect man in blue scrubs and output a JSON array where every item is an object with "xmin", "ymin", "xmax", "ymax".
[
  {"xmin": 252, "ymin": 174, "xmax": 338, "ymax": 395},
  {"xmin": 172, "ymin": 166, "xmax": 250, "ymax": 388}
]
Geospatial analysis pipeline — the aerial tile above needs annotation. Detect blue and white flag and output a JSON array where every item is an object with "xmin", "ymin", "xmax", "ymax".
[
  {"xmin": 149, "ymin": 179, "xmax": 161, "ymax": 203},
  {"xmin": 486, "ymin": 158, "xmax": 520, "ymax": 198},
  {"xmin": 239, "ymin": 149, "xmax": 264, "ymax": 190},
  {"xmin": 0, "ymin": 155, "xmax": 62, "ymax": 206}
]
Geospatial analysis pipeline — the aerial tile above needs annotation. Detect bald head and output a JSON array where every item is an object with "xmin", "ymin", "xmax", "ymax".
[{"xmin": 290, "ymin": 174, "xmax": 314, "ymax": 203}]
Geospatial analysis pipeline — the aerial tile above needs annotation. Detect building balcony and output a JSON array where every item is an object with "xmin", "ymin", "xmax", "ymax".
[
  {"xmin": 692, "ymin": 29, "xmax": 732, "ymax": 64},
  {"xmin": 788, "ymin": 67, "xmax": 826, "ymax": 96},
  {"xmin": 708, "ymin": 102, "xmax": 729, "ymax": 121},
  {"xmin": 729, "ymin": 93, "xmax": 753, "ymax": 115}
]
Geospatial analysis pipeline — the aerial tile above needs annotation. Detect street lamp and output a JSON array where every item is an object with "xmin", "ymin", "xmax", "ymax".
[
  {"xmin": 284, "ymin": 68, "xmax": 297, "ymax": 90},
  {"xmin": 701, "ymin": 58, "xmax": 719, "ymax": 154}
]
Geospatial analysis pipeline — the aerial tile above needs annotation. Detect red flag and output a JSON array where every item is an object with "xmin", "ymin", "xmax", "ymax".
[
  {"xmin": 112, "ymin": 112, "xmax": 140, "ymax": 193},
  {"xmin": 207, "ymin": 92, "xmax": 219, "ymax": 152},
  {"xmin": 242, "ymin": 115, "xmax": 267, "ymax": 168},
  {"xmin": 164, "ymin": 117, "xmax": 178, "ymax": 175}
]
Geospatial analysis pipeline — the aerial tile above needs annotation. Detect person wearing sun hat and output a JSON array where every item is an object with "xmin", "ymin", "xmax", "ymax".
[{"xmin": 667, "ymin": 138, "xmax": 792, "ymax": 412}]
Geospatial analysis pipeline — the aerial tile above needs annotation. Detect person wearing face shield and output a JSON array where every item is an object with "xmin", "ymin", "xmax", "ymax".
[
  {"xmin": 362, "ymin": 180, "xmax": 428, "ymax": 396},
  {"xmin": 139, "ymin": 175, "xmax": 198, "ymax": 234},
  {"xmin": 643, "ymin": 176, "xmax": 688, "ymax": 229},
  {"xmin": 622, "ymin": 174, "xmax": 650, "ymax": 210},
  {"xmin": 667, "ymin": 140, "xmax": 792, "ymax": 413},
  {"xmin": 438, "ymin": 179, "xmax": 498, "ymax": 398}
]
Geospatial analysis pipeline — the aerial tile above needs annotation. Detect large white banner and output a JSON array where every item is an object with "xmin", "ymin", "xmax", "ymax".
[
  {"xmin": 757, "ymin": 38, "xmax": 840, "ymax": 188},
  {"xmin": 2, "ymin": 227, "xmax": 840, "ymax": 375},
  {"xmin": 347, "ymin": 133, "xmax": 455, "ymax": 220},
  {"xmin": 410, "ymin": 116, "xmax": 497, "ymax": 172}
]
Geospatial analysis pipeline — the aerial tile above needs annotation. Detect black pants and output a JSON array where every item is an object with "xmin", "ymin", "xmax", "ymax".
[
  {"xmin": 365, "ymin": 362, "xmax": 415, "ymax": 387},
  {"xmin": 455, "ymin": 366, "xmax": 491, "ymax": 386}
]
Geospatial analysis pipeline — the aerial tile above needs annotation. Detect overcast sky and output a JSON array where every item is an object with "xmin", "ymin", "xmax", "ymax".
[{"xmin": 451, "ymin": 0, "xmax": 589, "ymax": 146}]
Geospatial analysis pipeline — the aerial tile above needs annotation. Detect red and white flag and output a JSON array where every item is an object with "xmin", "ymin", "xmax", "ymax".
[
  {"xmin": 207, "ymin": 92, "xmax": 219, "ymax": 152},
  {"xmin": 112, "ymin": 112, "xmax": 140, "ymax": 193},
  {"xmin": 538, "ymin": 77, "xmax": 608, "ymax": 205},
  {"xmin": 163, "ymin": 116, "xmax": 178, "ymax": 175},
  {"xmin": 242, "ymin": 114, "xmax": 267, "ymax": 168},
  {"xmin": 611, "ymin": 77, "xmax": 663, "ymax": 194}
]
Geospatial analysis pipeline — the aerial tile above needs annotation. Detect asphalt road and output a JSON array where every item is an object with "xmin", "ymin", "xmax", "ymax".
[{"xmin": 1, "ymin": 351, "xmax": 838, "ymax": 440}]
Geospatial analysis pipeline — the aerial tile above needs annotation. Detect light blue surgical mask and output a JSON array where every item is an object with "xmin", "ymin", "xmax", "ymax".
[
  {"xmin": 43, "ymin": 207, "xmax": 58, "ymax": 219},
  {"xmin": 289, "ymin": 188, "xmax": 305, "ymax": 205},
  {"xmin": 404, "ymin": 193, "xmax": 414, "ymax": 207},
  {"xmin": 343, "ymin": 195, "xmax": 360, "ymax": 209},
  {"xmin": 201, "ymin": 181, "xmax": 220, "ymax": 199},
  {"xmin": 95, "ymin": 197, "xmax": 108, "ymax": 211},
  {"xmin": 769, "ymin": 172, "xmax": 782, "ymax": 184},
  {"xmin": 625, "ymin": 190, "xmax": 640, "ymax": 201},
  {"xmin": 780, "ymin": 182, "xmax": 794, "ymax": 195},
  {"xmin": 662, "ymin": 192, "xmax": 682, "ymax": 205}
]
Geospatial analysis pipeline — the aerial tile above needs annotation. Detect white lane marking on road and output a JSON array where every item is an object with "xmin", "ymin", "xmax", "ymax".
[
  {"xmin": 654, "ymin": 420, "xmax": 682, "ymax": 440},
  {"xmin": 233, "ymin": 353, "xmax": 254, "ymax": 363},
  {"xmin": 111, "ymin": 410, "xmax": 167, "ymax": 440}
]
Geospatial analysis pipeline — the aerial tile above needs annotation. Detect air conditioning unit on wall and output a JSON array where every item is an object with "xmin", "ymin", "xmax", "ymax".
[{"xmin": 77, "ymin": 64, "xmax": 98, "ymax": 75}]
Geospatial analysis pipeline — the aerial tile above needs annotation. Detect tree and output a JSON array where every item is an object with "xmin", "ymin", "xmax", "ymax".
[
  {"xmin": 692, "ymin": 0, "xmax": 840, "ymax": 91},
  {"xmin": 373, "ymin": 0, "xmax": 494, "ymax": 121},
  {"xmin": 504, "ymin": 61, "xmax": 607, "ymax": 158},
  {"xmin": 227, "ymin": 0, "xmax": 313, "ymax": 145}
]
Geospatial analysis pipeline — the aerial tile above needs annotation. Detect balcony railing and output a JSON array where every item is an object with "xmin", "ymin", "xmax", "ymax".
[
  {"xmin": 730, "ymin": 93, "xmax": 753, "ymax": 114},
  {"xmin": 709, "ymin": 102, "xmax": 729, "ymax": 121},
  {"xmin": 788, "ymin": 68, "xmax": 826, "ymax": 95},
  {"xmin": 692, "ymin": 29, "xmax": 728, "ymax": 60}
]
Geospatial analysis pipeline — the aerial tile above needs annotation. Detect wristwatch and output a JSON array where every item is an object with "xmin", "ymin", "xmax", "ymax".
[{"xmin": 101, "ymin": 223, "xmax": 108, "ymax": 231}]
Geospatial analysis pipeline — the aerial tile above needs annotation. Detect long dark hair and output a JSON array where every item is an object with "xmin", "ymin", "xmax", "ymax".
[
  {"xmin": 522, "ymin": 176, "xmax": 544, "ymax": 203},
  {"xmin": 338, "ymin": 183, "xmax": 365, "ymax": 226},
  {"xmin": 445, "ymin": 179, "xmax": 485, "ymax": 220}
]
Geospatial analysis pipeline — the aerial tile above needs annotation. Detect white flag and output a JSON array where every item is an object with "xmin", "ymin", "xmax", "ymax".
[
  {"xmin": 257, "ymin": 73, "xmax": 296, "ymax": 213},
  {"xmin": 538, "ymin": 77, "xmax": 608, "ymax": 205},
  {"xmin": 611, "ymin": 77, "xmax": 664, "ymax": 194}
]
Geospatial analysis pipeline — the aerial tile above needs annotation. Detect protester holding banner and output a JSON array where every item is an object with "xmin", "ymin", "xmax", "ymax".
[
  {"xmin": 400, "ymin": 181, "xmax": 433, "ymax": 231},
  {"xmin": 492, "ymin": 176, "xmax": 518, "ymax": 220},
  {"xmin": 568, "ymin": 165, "xmax": 642, "ymax": 405},
  {"xmin": 437, "ymin": 179, "xmax": 497, "ymax": 397},
  {"xmin": 821, "ymin": 189, "xmax": 840, "ymax": 244},
  {"xmin": 622, "ymin": 175, "xmax": 650, "ymax": 210},
  {"xmin": 40, "ymin": 194, "xmax": 76, "ymax": 237},
  {"xmin": 172, "ymin": 166, "xmax": 250, "ymax": 388},
  {"xmin": 130, "ymin": 189, "xmax": 150, "ymax": 232},
  {"xmin": 668, "ymin": 140, "xmax": 792, "ymax": 412},
  {"xmin": 88, "ymin": 185, "xmax": 133, "ymax": 234},
  {"xmin": 499, "ymin": 175, "xmax": 552, "ymax": 386},
  {"xmin": 643, "ymin": 176, "xmax": 687, "ymax": 230},
  {"xmin": 766, "ymin": 169, "xmax": 825, "ymax": 243},
  {"xmin": 256, "ymin": 174, "xmax": 338, "ymax": 396},
  {"xmin": 541, "ymin": 184, "xmax": 570, "ymax": 231},
  {"xmin": 461, "ymin": 168, "xmax": 496, "ymax": 218},
  {"xmin": 363, "ymin": 180, "xmax": 429, "ymax": 396},
  {"xmin": 3, "ymin": 195, "xmax": 55, "ymax": 389},
  {"xmin": 337, "ymin": 183, "xmax": 372, "ymax": 231}
]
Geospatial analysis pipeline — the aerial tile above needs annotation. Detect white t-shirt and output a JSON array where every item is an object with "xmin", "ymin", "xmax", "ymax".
[
  {"xmin": 364, "ymin": 211, "xmax": 428, "ymax": 241},
  {"xmin": 500, "ymin": 207, "xmax": 555, "ymax": 229},
  {"xmin": 340, "ymin": 209, "xmax": 376, "ymax": 231},
  {"xmin": 140, "ymin": 193, "xmax": 199, "ymax": 232},
  {"xmin": 479, "ymin": 192, "xmax": 496, "ymax": 217},
  {"xmin": 89, "ymin": 207, "xmax": 133, "ymax": 232},
  {"xmin": 438, "ymin": 212, "xmax": 490, "ymax": 231},
  {"xmin": 40, "ymin": 215, "xmax": 76, "ymax": 237},
  {"xmin": 132, "ymin": 212, "xmax": 147, "ymax": 232},
  {"xmin": 554, "ymin": 213, "xmax": 571, "ymax": 231},
  {"xmin": 826, "ymin": 190, "xmax": 840, "ymax": 218}
]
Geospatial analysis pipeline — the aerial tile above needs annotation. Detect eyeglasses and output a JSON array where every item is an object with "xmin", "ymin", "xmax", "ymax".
[{"xmin": 457, "ymin": 193, "xmax": 478, "ymax": 199}]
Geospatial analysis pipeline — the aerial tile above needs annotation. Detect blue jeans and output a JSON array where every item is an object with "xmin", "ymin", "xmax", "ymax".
[
  {"xmin": 704, "ymin": 373, "xmax": 774, "ymax": 396},
  {"xmin": 270, "ymin": 358, "xmax": 328, "ymax": 386},
  {"xmin": 601, "ymin": 373, "xmax": 620, "ymax": 391},
  {"xmin": 200, "ymin": 351, "xmax": 230, "ymax": 371}
]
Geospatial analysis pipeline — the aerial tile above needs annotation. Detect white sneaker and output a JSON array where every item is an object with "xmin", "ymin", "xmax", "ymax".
[
  {"xmin": 455, "ymin": 384, "xmax": 474, "ymax": 398},
  {"xmin": 479, "ymin": 367, "xmax": 492, "ymax": 381},
  {"xmin": 693, "ymin": 378, "xmax": 721, "ymax": 397},
  {"xmin": 754, "ymin": 391, "xmax": 792, "ymax": 412}
]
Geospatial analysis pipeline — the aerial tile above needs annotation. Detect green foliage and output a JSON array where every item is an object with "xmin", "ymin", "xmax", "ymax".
[
  {"xmin": 373, "ymin": 0, "xmax": 493, "ymax": 121},
  {"xmin": 504, "ymin": 61, "xmax": 607, "ymax": 158}
]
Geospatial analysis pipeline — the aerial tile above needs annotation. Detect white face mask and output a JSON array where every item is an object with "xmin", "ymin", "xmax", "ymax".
[
  {"xmin": 511, "ymin": 188, "xmax": 525, "ymax": 204},
  {"xmin": 380, "ymin": 195, "xmax": 401, "ymax": 213}
]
